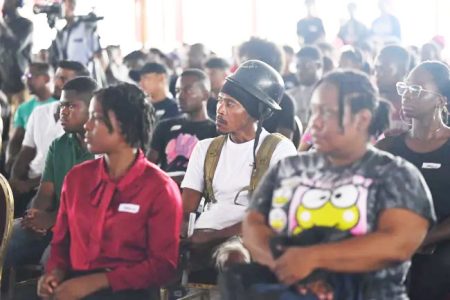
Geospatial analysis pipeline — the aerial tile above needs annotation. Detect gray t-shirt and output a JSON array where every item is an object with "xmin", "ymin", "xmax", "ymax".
[{"xmin": 250, "ymin": 147, "xmax": 435, "ymax": 300}]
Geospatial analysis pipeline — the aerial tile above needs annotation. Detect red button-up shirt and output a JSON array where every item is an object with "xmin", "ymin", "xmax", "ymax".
[{"xmin": 46, "ymin": 150, "xmax": 182, "ymax": 291}]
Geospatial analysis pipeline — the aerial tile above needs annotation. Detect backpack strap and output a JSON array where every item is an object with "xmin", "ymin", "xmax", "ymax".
[
  {"xmin": 250, "ymin": 133, "xmax": 285, "ymax": 192},
  {"xmin": 203, "ymin": 135, "xmax": 227, "ymax": 204}
]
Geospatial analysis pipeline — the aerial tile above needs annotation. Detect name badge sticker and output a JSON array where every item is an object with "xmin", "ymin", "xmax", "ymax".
[
  {"xmin": 422, "ymin": 162, "xmax": 441, "ymax": 169},
  {"xmin": 118, "ymin": 203, "xmax": 140, "ymax": 214}
]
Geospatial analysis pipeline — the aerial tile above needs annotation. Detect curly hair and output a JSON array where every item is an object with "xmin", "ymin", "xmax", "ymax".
[{"xmin": 94, "ymin": 83, "xmax": 155, "ymax": 152}]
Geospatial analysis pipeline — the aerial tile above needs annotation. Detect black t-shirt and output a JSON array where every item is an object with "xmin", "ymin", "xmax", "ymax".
[
  {"xmin": 338, "ymin": 19, "xmax": 369, "ymax": 45},
  {"xmin": 207, "ymin": 96, "xmax": 218, "ymax": 121},
  {"xmin": 150, "ymin": 117, "xmax": 217, "ymax": 172},
  {"xmin": 283, "ymin": 73, "xmax": 300, "ymax": 90},
  {"xmin": 153, "ymin": 98, "xmax": 180, "ymax": 122},
  {"xmin": 263, "ymin": 92, "xmax": 296, "ymax": 133},
  {"xmin": 251, "ymin": 148, "xmax": 435, "ymax": 299},
  {"xmin": 381, "ymin": 134, "xmax": 450, "ymax": 222},
  {"xmin": 296, "ymin": 17, "xmax": 325, "ymax": 44}
]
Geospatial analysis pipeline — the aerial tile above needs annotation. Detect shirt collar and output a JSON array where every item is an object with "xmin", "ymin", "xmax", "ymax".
[{"xmin": 91, "ymin": 150, "xmax": 148, "ymax": 194}]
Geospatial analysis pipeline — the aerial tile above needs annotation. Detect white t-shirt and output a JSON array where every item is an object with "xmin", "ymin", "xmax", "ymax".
[
  {"xmin": 181, "ymin": 129, "xmax": 297, "ymax": 230},
  {"xmin": 22, "ymin": 102, "xmax": 65, "ymax": 178}
]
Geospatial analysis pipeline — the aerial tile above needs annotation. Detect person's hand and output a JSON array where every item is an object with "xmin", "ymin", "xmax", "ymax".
[
  {"xmin": 21, "ymin": 209, "xmax": 50, "ymax": 235},
  {"xmin": 27, "ymin": 209, "xmax": 55, "ymax": 232},
  {"xmin": 37, "ymin": 269, "xmax": 65, "ymax": 299},
  {"xmin": 296, "ymin": 280, "xmax": 334, "ymax": 300},
  {"xmin": 53, "ymin": 278, "xmax": 86, "ymax": 300},
  {"xmin": 54, "ymin": 273, "xmax": 108, "ymax": 300},
  {"xmin": 273, "ymin": 247, "xmax": 318, "ymax": 286}
]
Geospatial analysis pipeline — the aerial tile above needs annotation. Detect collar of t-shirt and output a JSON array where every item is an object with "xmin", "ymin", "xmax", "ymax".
[
  {"xmin": 89, "ymin": 149, "xmax": 148, "ymax": 206},
  {"xmin": 225, "ymin": 129, "xmax": 270, "ymax": 150}
]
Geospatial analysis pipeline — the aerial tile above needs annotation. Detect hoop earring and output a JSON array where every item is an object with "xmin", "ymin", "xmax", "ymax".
[{"xmin": 443, "ymin": 105, "xmax": 449, "ymax": 125}]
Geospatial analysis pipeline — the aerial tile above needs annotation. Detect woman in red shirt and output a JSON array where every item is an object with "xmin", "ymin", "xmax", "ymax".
[{"xmin": 37, "ymin": 83, "xmax": 182, "ymax": 300}]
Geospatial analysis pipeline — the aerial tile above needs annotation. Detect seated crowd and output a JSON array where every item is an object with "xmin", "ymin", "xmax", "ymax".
[{"xmin": 0, "ymin": 19, "xmax": 450, "ymax": 300}]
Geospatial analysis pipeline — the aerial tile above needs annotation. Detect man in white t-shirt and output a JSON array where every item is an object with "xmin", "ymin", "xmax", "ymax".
[
  {"xmin": 8, "ymin": 61, "xmax": 89, "ymax": 215},
  {"xmin": 181, "ymin": 60, "xmax": 297, "ymax": 273}
]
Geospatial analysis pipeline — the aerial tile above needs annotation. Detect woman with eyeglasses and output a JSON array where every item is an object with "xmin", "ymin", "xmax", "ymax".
[
  {"xmin": 233, "ymin": 69, "xmax": 434, "ymax": 300},
  {"xmin": 376, "ymin": 61, "xmax": 450, "ymax": 300}
]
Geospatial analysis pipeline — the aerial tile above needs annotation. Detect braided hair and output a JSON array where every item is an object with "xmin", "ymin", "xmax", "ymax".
[
  {"xmin": 94, "ymin": 83, "xmax": 156, "ymax": 152},
  {"xmin": 416, "ymin": 61, "xmax": 450, "ymax": 124},
  {"xmin": 314, "ymin": 69, "xmax": 391, "ymax": 138}
]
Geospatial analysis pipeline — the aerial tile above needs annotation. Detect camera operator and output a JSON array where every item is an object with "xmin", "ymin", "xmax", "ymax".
[
  {"xmin": 0, "ymin": 0, "xmax": 33, "ymax": 107},
  {"xmin": 48, "ymin": 0, "xmax": 101, "ymax": 69}
]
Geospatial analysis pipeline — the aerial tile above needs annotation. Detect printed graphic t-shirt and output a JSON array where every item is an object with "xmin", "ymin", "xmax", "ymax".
[
  {"xmin": 150, "ymin": 117, "xmax": 217, "ymax": 172},
  {"xmin": 250, "ymin": 147, "xmax": 435, "ymax": 300}
]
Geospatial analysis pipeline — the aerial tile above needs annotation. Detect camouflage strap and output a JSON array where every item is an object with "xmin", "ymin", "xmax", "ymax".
[
  {"xmin": 203, "ymin": 135, "xmax": 227, "ymax": 204},
  {"xmin": 250, "ymin": 133, "xmax": 285, "ymax": 192},
  {"xmin": 203, "ymin": 133, "xmax": 286, "ymax": 204}
]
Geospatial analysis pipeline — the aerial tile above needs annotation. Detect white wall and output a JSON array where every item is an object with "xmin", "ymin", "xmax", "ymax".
[{"xmin": 20, "ymin": 0, "xmax": 450, "ymax": 59}]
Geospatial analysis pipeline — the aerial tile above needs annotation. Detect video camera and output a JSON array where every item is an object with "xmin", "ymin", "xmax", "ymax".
[
  {"xmin": 33, "ymin": 2, "xmax": 104, "ymax": 29},
  {"xmin": 33, "ymin": 3, "xmax": 61, "ymax": 28}
]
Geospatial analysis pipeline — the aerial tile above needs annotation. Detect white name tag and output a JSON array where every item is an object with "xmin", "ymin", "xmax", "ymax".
[
  {"xmin": 422, "ymin": 162, "xmax": 441, "ymax": 169},
  {"xmin": 118, "ymin": 203, "xmax": 140, "ymax": 214},
  {"xmin": 170, "ymin": 125, "xmax": 182, "ymax": 131}
]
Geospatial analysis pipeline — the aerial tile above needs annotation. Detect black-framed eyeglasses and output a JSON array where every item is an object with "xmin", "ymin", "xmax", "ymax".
[{"xmin": 396, "ymin": 81, "xmax": 443, "ymax": 98}]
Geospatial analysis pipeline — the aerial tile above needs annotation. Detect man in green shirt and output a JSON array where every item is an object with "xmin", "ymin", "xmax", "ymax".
[
  {"xmin": 3, "ymin": 77, "xmax": 97, "ymax": 277},
  {"xmin": 7, "ymin": 62, "xmax": 57, "ymax": 174}
]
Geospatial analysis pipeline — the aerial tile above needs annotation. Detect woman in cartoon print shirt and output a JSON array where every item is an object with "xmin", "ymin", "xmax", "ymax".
[
  {"xmin": 377, "ymin": 61, "xmax": 450, "ymax": 300},
  {"xmin": 238, "ymin": 70, "xmax": 435, "ymax": 300}
]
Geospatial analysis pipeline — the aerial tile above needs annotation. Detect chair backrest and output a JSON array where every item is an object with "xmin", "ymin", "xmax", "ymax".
[{"xmin": 0, "ymin": 173, "xmax": 14, "ymax": 281}]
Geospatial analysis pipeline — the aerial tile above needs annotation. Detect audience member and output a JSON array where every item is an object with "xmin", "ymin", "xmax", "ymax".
[
  {"xmin": 3, "ymin": 77, "xmax": 98, "ymax": 293},
  {"xmin": 181, "ymin": 60, "xmax": 296, "ymax": 274},
  {"xmin": 53, "ymin": 60, "xmax": 90, "ymax": 100},
  {"xmin": 130, "ymin": 62, "xmax": 180, "ymax": 122},
  {"xmin": 296, "ymin": 0, "xmax": 325, "ymax": 45},
  {"xmin": 235, "ymin": 70, "xmax": 433, "ymax": 300},
  {"xmin": 374, "ymin": 45, "xmax": 411, "ymax": 133},
  {"xmin": 238, "ymin": 37, "xmax": 296, "ymax": 139},
  {"xmin": 338, "ymin": 46, "xmax": 365, "ymax": 72},
  {"xmin": 7, "ymin": 63, "xmax": 56, "ymax": 205},
  {"xmin": 420, "ymin": 42, "xmax": 441, "ymax": 62},
  {"xmin": 377, "ymin": 61, "xmax": 450, "ymax": 300},
  {"xmin": 371, "ymin": 0, "xmax": 401, "ymax": 45},
  {"xmin": 148, "ymin": 69, "xmax": 217, "ymax": 182},
  {"xmin": 9, "ymin": 61, "xmax": 89, "ymax": 217},
  {"xmin": 187, "ymin": 43, "xmax": 208, "ymax": 69},
  {"xmin": 287, "ymin": 46, "xmax": 323, "ymax": 128},
  {"xmin": 38, "ymin": 83, "xmax": 181, "ymax": 300},
  {"xmin": 282, "ymin": 45, "xmax": 300, "ymax": 90},
  {"xmin": 338, "ymin": 2, "xmax": 369, "ymax": 46},
  {"xmin": 205, "ymin": 57, "xmax": 230, "ymax": 120}
]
